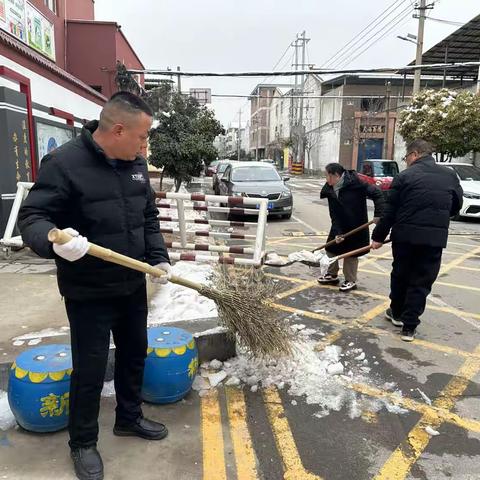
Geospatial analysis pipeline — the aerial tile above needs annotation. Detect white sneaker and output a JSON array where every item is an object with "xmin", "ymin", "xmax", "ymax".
[{"xmin": 339, "ymin": 281, "xmax": 357, "ymax": 292}]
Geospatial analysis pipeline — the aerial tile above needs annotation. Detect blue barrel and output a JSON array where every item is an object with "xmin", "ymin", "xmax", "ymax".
[
  {"xmin": 142, "ymin": 327, "xmax": 198, "ymax": 404},
  {"xmin": 8, "ymin": 344, "xmax": 72, "ymax": 433}
]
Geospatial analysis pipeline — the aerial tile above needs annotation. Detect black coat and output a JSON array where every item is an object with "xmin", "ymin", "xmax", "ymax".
[
  {"xmin": 18, "ymin": 121, "xmax": 170, "ymax": 300},
  {"xmin": 372, "ymin": 155, "xmax": 463, "ymax": 248},
  {"xmin": 321, "ymin": 170, "xmax": 385, "ymax": 256}
]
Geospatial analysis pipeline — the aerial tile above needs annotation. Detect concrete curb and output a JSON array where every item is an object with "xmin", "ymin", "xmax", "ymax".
[{"xmin": 0, "ymin": 318, "xmax": 235, "ymax": 390}]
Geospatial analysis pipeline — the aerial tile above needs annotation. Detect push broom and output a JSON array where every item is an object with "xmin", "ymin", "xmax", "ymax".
[{"xmin": 48, "ymin": 228, "xmax": 293, "ymax": 358}]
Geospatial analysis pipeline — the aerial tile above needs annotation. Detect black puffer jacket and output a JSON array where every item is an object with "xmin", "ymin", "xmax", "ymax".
[
  {"xmin": 18, "ymin": 121, "xmax": 169, "ymax": 300},
  {"xmin": 372, "ymin": 155, "xmax": 463, "ymax": 247},
  {"xmin": 321, "ymin": 170, "xmax": 385, "ymax": 256}
]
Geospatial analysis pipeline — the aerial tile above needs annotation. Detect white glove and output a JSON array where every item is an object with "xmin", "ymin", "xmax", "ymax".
[
  {"xmin": 52, "ymin": 228, "xmax": 89, "ymax": 262},
  {"xmin": 150, "ymin": 262, "xmax": 172, "ymax": 284}
]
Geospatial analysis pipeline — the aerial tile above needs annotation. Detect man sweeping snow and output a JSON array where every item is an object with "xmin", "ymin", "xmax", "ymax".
[{"xmin": 18, "ymin": 92, "xmax": 171, "ymax": 480}]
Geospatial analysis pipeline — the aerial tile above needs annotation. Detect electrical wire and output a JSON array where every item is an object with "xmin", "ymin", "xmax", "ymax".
[
  {"xmin": 321, "ymin": 0, "xmax": 408, "ymax": 68},
  {"xmin": 334, "ymin": 3, "xmax": 415, "ymax": 69}
]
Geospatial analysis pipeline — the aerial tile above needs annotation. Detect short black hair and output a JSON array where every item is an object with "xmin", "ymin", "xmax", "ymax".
[
  {"xmin": 325, "ymin": 162, "xmax": 345, "ymax": 176},
  {"xmin": 406, "ymin": 139, "xmax": 433, "ymax": 156},
  {"xmin": 108, "ymin": 91, "xmax": 153, "ymax": 117}
]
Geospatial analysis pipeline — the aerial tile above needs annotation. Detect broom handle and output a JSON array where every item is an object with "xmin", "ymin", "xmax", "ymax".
[
  {"xmin": 312, "ymin": 219, "xmax": 375, "ymax": 253},
  {"xmin": 47, "ymin": 228, "xmax": 203, "ymax": 293},
  {"xmin": 335, "ymin": 238, "xmax": 392, "ymax": 261}
]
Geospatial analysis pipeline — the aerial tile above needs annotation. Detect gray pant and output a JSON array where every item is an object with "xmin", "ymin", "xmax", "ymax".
[{"xmin": 327, "ymin": 252, "xmax": 358, "ymax": 283}]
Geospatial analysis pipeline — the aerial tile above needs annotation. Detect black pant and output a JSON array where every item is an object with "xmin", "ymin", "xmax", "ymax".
[
  {"xmin": 65, "ymin": 285, "xmax": 148, "ymax": 449},
  {"xmin": 390, "ymin": 242, "xmax": 443, "ymax": 330}
]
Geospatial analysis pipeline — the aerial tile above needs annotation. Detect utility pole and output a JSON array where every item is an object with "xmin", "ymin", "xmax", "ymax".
[
  {"xmin": 176, "ymin": 66, "xmax": 182, "ymax": 93},
  {"xmin": 413, "ymin": 0, "xmax": 427, "ymax": 95},
  {"xmin": 297, "ymin": 30, "xmax": 309, "ymax": 168},
  {"xmin": 237, "ymin": 109, "xmax": 242, "ymax": 161},
  {"xmin": 383, "ymin": 82, "xmax": 392, "ymax": 159}
]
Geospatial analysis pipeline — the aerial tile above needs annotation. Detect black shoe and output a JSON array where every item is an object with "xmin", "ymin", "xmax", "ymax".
[
  {"xmin": 339, "ymin": 281, "xmax": 357, "ymax": 292},
  {"xmin": 386, "ymin": 308, "xmax": 403, "ymax": 327},
  {"xmin": 70, "ymin": 446, "xmax": 104, "ymax": 480},
  {"xmin": 401, "ymin": 328, "xmax": 416, "ymax": 342},
  {"xmin": 317, "ymin": 274, "xmax": 340, "ymax": 285},
  {"xmin": 113, "ymin": 416, "xmax": 168, "ymax": 440}
]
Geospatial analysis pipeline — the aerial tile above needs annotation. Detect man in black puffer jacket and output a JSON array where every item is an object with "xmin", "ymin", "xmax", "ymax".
[
  {"xmin": 371, "ymin": 139, "xmax": 463, "ymax": 342},
  {"xmin": 18, "ymin": 92, "xmax": 170, "ymax": 480},
  {"xmin": 319, "ymin": 163, "xmax": 385, "ymax": 292}
]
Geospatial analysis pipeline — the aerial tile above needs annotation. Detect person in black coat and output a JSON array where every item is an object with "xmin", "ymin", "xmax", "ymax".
[
  {"xmin": 18, "ymin": 92, "xmax": 171, "ymax": 480},
  {"xmin": 318, "ymin": 163, "xmax": 385, "ymax": 291},
  {"xmin": 371, "ymin": 139, "xmax": 463, "ymax": 342}
]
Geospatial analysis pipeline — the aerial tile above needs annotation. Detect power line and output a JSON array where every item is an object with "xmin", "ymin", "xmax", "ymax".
[
  {"xmin": 335, "ymin": 3, "xmax": 415, "ymax": 69},
  {"xmin": 132, "ymin": 61, "xmax": 480, "ymax": 77},
  {"xmin": 338, "ymin": 5, "xmax": 415, "ymax": 69},
  {"xmin": 321, "ymin": 0, "xmax": 408, "ymax": 68}
]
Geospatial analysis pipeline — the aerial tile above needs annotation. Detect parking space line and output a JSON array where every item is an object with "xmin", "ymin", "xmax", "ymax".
[
  {"xmin": 201, "ymin": 391, "xmax": 227, "ymax": 480},
  {"xmin": 291, "ymin": 215, "xmax": 323, "ymax": 236},
  {"xmin": 455, "ymin": 265, "xmax": 480, "ymax": 272},
  {"xmin": 373, "ymin": 345, "xmax": 480, "ymax": 480},
  {"xmin": 225, "ymin": 387, "xmax": 258, "ymax": 480},
  {"xmin": 263, "ymin": 388, "xmax": 323, "ymax": 480},
  {"xmin": 264, "ymin": 272, "xmax": 307, "ymax": 284},
  {"xmin": 348, "ymin": 382, "xmax": 480, "ymax": 434},
  {"xmin": 359, "ymin": 267, "xmax": 480, "ymax": 293},
  {"xmin": 439, "ymin": 245, "xmax": 480, "ymax": 275},
  {"xmin": 270, "ymin": 302, "xmax": 480, "ymax": 360},
  {"xmin": 276, "ymin": 280, "xmax": 319, "ymax": 300}
]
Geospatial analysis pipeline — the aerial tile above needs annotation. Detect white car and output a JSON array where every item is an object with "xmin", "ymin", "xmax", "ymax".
[{"xmin": 440, "ymin": 162, "xmax": 480, "ymax": 218}]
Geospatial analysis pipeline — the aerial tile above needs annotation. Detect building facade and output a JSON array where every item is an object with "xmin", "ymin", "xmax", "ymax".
[{"xmin": 0, "ymin": 0, "xmax": 144, "ymax": 231}]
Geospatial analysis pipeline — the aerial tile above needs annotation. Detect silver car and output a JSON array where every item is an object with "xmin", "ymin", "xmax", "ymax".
[{"xmin": 218, "ymin": 161, "xmax": 293, "ymax": 219}]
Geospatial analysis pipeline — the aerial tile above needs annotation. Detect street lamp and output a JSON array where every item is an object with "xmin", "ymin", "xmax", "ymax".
[{"xmin": 397, "ymin": 34, "xmax": 419, "ymax": 46}]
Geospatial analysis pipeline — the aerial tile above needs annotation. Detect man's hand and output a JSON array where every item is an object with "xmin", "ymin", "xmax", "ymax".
[
  {"xmin": 371, "ymin": 241, "xmax": 383, "ymax": 250},
  {"xmin": 150, "ymin": 262, "xmax": 172, "ymax": 285},
  {"xmin": 372, "ymin": 217, "xmax": 380, "ymax": 224},
  {"xmin": 335, "ymin": 235, "xmax": 344, "ymax": 244},
  {"xmin": 52, "ymin": 228, "xmax": 89, "ymax": 262}
]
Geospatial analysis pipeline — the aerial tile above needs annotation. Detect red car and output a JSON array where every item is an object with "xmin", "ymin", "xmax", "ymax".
[
  {"xmin": 206, "ymin": 160, "xmax": 220, "ymax": 177},
  {"xmin": 357, "ymin": 159, "xmax": 399, "ymax": 192}
]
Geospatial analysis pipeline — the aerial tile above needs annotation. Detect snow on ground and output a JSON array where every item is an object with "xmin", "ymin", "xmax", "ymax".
[
  {"xmin": 148, "ymin": 261, "xmax": 217, "ymax": 325},
  {"xmin": 0, "ymin": 391, "xmax": 15, "ymax": 431},
  {"xmin": 11, "ymin": 326, "xmax": 70, "ymax": 347},
  {"xmin": 193, "ymin": 321, "xmax": 408, "ymax": 420}
]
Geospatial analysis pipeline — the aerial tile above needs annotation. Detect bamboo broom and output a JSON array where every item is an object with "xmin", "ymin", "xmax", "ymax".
[{"xmin": 48, "ymin": 228, "xmax": 293, "ymax": 358}]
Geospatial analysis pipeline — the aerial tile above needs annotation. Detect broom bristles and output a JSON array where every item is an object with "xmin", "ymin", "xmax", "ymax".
[{"xmin": 203, "ymin": 267, "xmax": 293, "ymax": 358}]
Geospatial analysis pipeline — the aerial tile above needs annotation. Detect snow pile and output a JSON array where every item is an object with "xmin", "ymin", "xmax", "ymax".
[
  {"xmin": 0, "ymin": 391, "xmax": 15, "ymax": 431},
  {"xmin": 192, "ymin": 326, "xmax": 408, "ymax": 419},
  {"xmin": 148, "ymin": 261, "xmax": 217, "ymax": 324}
]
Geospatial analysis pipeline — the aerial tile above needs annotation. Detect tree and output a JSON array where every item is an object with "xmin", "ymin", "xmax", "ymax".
[
  {"xmin": 149, "ymin": 92, "xmax": 224, "ymax": 191},
  {"xmin": 304, "ymin": 129, "xmax": 321, "ymax": 171},
  {"xmin": 399, "ymin": 89, "xmax": 480, "ymax": 162}
]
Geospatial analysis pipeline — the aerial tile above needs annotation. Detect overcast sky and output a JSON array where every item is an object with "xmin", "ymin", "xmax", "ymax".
[{"xmin": 95, "ymin": 0, "xmax": 479, "ymax": 128}]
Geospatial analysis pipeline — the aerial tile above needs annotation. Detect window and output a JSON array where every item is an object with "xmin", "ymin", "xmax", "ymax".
[{"xmin": 44, "ymin": 0, "xmax": 57, "ymax": 14}]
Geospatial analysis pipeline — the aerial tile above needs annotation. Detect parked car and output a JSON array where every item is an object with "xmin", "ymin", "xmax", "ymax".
[
  {"xmin": 218, "ymin": 161, "xmax": 293, "ymax": 219},
  {"xmin": 213, "ymin": 160, "xmax": 233, "ymax": 194},
  {"xmin": 357, "ymin": 159, "xmax": 399, "ymax": 193},
  {"xmin": 206, "ymin": 160, "xmax": 220, "ymax": 177},
  {"xmin": 437, "ymin": 162, "xmax": 480, "ymax": 219}
]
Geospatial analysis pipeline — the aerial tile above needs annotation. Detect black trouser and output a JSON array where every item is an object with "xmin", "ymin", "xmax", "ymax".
[
  {"xmin": 65, "ymin": 285, "xmax": 148, "ymax": 449},
  {"xmin": 390, "ymin": 242, "xmax": 443, "ymax": 330}
]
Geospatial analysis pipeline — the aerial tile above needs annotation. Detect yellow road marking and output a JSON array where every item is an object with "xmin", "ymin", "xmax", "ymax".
[
  {"xmin": 356, "ymin": 300, "xmax": 391, "ymax": 325},
  {"xmin": 201, "ymin": 390, "xmax": 227, "ymax": 480},
  {"xmin": 263, "ymin": 388, "xmax": 323, "ymax": 480},
  {"xmin": 359, "ymin": 267, "xmax": 480, "ymax": 293},
  {"xmin": 374, "ymin": 345, "xmax": 480, "ymax": 480},
  {"xmin": 270, "ymin": 302, "xmax": 480, "ymax": 360},
  {"xmin": 348, "ymin": 382, "xmax": 480, "ymax": 434},
  {"xmin": 455, "ymin": 265, "xmax": 480, "ymax": 272},
  {"xmin": 439, "ymin": 245, "xmax": 480, "ymax": 275},
  {"xmin": 264, "ymin": 272, "xmax": 307, "ymax": 283},
  {"xmin": 276, "ymin": 280, "xmax": 318, "ymax": 300},
  {"xmin": 225, "ymin": 387, "xmax": 258, "ymax": 480}
]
